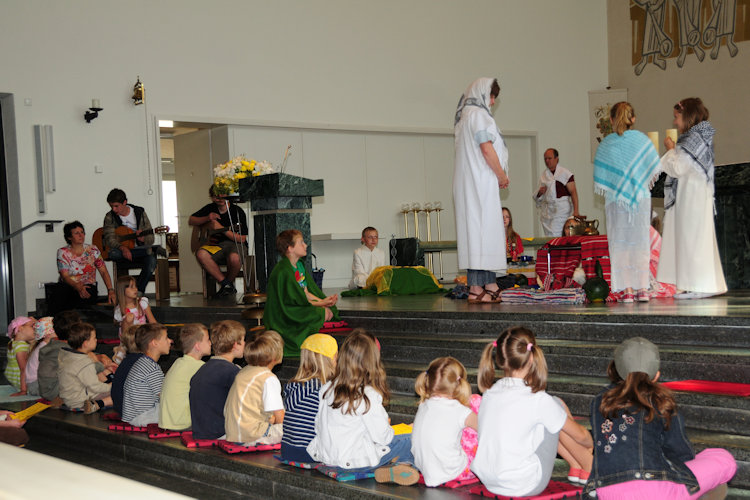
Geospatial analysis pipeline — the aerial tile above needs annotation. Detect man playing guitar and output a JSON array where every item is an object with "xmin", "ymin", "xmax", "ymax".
[
  {"xmin": 102, "ymin": 188, "xmax": 158, "ymax": 294},
  {"xmin": 188, "ymin": 185, "xmax": 248, "ymax": 298}
]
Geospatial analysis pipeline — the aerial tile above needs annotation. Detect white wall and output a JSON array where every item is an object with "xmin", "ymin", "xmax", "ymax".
[{"xmin": 0, "ymin": 0, "xmax": 608, "ymax": 308}]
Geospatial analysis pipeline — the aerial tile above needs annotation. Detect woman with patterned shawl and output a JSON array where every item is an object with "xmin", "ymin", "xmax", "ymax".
[
  {"xmin": 264, "ymin": 229, "xmax": 339, "ymax": 356},
  {"xmin": 453, "ymin": 77, "xmax": 509, "ymax": 304},
  {"xmin": 657, "ymin": 98, "xmax": 727, "ymax": 299},
  {"xmin": 594, "ymin": 102, "xmax": 661, "ymax": 303}
]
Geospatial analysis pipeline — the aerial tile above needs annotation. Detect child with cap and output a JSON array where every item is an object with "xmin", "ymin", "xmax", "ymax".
[
  {"xmin": 585, "ymin": 336, "xmax": 737, "ymax": 499},
  {"xmin": 281, "ymin": 333, "xmax": 338, "ymax": 462},
  {"xmin": 25, "ymin": 317, "xmax": 56, "ymax": 396},
  {"xmin": 4, "ymin": 317, "xmax": 36, "ymax": 396}
]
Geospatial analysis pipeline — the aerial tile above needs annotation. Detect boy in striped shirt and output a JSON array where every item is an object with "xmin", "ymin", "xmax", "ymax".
[{"xmin": 122, "ymin": 324, "xmax": 172, "ymax": 426}]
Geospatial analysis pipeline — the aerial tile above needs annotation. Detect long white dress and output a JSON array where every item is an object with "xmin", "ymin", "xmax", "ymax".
[
  {"xmin": 453, "ymin": 79, "xmax": 508, "ymax": 273},
  {"xmin": 657, "ymin": 148, "xmax": 727, "ymax": 294}
]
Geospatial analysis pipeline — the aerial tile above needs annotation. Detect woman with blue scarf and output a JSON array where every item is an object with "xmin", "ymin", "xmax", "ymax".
[
  {"xmin": 657, "ymin": 98, "xmax": 727, "ymax": 299},
  {"xmin": 594, "ymin": 102, "xmax": 661, "ymax": 303}
]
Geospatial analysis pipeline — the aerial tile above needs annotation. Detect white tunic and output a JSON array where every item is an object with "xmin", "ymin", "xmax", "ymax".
[
  {"xmin": 657, "ymin": 148, "xmax": 727, "ymax": 294},
  {"xmin": 453, "ymin": 106, "xmax": 508, "ymax": 272},
  {"xmin": 534, "ymin": 165, "xmax": 574, "ymax": 237},
  {"xmin": 348, "ymin": 246, "xmax": 386, "ymax": 289}
]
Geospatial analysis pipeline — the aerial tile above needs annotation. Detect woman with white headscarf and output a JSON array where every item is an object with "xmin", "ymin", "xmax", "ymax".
[{"xmin": 453, "ymin": 77, "xmax": 509, "ymax": 304}]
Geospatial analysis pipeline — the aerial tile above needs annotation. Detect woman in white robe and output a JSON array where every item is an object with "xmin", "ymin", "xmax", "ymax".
[
  {"xmin": 658, "ymin": 98, "xmax": 727, "ymax": 298},
  {"xmin": 453, "ymin": 77, "xmax": 509, "ymax": 304}
]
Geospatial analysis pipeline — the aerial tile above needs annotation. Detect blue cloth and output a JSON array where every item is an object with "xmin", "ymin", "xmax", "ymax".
[
  {"xmin": 594, "ymin": 130, "xmax": 661, "ymax": 211},
  {"xmin": 111, "ymin": 353, "xmax": 144, "ymax": 415},
  {"xmin": 189, "ymin": 357, "xmax": 240, "ymax": 440}
]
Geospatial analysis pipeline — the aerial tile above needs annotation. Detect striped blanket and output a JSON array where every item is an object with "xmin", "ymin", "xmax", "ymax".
[{"xmin": 499, "ymin": 287, "xmax": 586, "ymax": 304}]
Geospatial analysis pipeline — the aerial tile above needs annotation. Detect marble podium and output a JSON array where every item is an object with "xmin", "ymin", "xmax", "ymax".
[{"xmin": 239, "ymin": 173, "xmax": 324, "ymax": 292}]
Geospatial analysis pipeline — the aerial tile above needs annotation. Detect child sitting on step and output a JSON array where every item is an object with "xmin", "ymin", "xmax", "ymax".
[
  {"xmin": 411, "ymin": 356, "xmax": 479, "ymax": 487},
  {"xmin": 111, "ymin": 325, "xmax": 142, "ymax": 416},
  {"xmin": 189, "ymin": 320, "xmax": 245, "ymax": 440},
  {"xmin": 224, "ymin": 330, "xmax": 285, "ymax": 445},
  {"xmin": 584, "ymin": 337, "xmax": 737, "ymax": 499},
  {"xmin": 58, "ymin": 322, "xmax": 114, "ymax": 414},
  {"xmin": 113, "ymin": 275, "xmax": 156, "ymax": 340},
  {"xmin": 25, "ymin": 317, "xmax": 56, "ymax": 396},
  {"xmin": 471, "ymin": 327, "xmax": 593, "ymax": 497},
  {"xmin": 281, "ymin": 333, "xmax": 338, "ymax": 462},
  {"xmin": 307, "ymin": 329, "xmax": 419, "ymax": 486},
  {"xmin": 4, "ymin": 316, "xmax": 36, "ymax": 396},
  {"xmin": 122, "ymin": 323, "xmax": 172, "ymax": 426},
  {"xmin": 159, "ymin": 324, "xmax": 212, "ymax": 431}
]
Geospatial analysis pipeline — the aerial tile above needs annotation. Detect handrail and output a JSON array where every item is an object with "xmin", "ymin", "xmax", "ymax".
[{"xmin": 0, "ymin": 220, "xmax": 64, "ymax": 243}]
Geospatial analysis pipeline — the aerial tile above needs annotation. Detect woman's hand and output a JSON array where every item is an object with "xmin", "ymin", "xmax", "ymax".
[
  {"xmin": 497, "ymin": 171, "xmax": 510, "ymax": 189},
  {"xmin": 107, "ymin": 289, "xmax": 116, "ymax": 305},
  {"xmin": 76, "ymin": 283, "xmax": 91, "ymax": 299},
  {"xmin": 664, "ymin": 136, "xmax": 675, "ymax": 151}
]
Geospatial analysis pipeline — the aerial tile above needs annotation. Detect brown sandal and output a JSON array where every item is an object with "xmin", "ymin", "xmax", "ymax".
[
  {"xmin": 485, "ymin": 288, "xmax": 503, "ymax": 302},
  {"xmin": 468, "ymin": 289, "xmax": 501, "ymax": 304}
]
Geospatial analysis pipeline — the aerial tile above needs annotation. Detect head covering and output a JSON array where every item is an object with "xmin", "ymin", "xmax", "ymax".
[
  {"xmin": 454, "ymin": 77, "xmax": 496, "ymax": 126},
  {"xmin": 664, "ymin": 120, "xmax": 715, "ymax": 210},
  {"xmin": 593, "ymin": 130, "xmax": 662, "ymax": 212},
  {"xmin": 7, "ymin": 316, "xmax": 35, "ymax": 340},
  {"xmin": 34, "ymin": 317, "xmax": 56, "ymax": 341},
  {"xmin": 300, "ymin": 334, "xmax": 338, "ymax": 359},
  {"xmin": 614, "ymin": 337, "xmax": 660, "ymax": 380}
]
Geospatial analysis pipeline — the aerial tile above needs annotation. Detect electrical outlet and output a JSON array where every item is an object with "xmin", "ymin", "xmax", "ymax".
[{"xmin": 38, "ymin": 282, "xmax": 45, "ymax": 289}]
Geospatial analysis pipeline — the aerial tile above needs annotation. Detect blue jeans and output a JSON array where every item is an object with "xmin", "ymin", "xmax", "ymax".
[
  {"xmin": 108, "ymin": 247, "xmax": 157, "ymax": 293},
  {"xmin": 344, "ymin": 434, "xmax": 414, "ymax": 473},
  {"xmin": 467, "ymin": 269, "xmax": 496, "ymax": 287}
]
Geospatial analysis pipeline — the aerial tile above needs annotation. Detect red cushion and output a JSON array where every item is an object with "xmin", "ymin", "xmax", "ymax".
[
  {"xmin": 417, "ymin": 474, "xmax": 480, "ymax": 488},
  {"xmin": 147, "ymin": 423, "xmax": 184, "ymax": 439},
  {"xmin": 469, "ymin": 481, "xmax": 582, "ymax": 499},
  {"xmin": 217, "ymin": 440, "xmax": 281, "ymax": 454},
  {"xmin": 181, "ymin": 432, "xmax": 220, "ymax": 449},
  {"xmin": 662, "ymin": 380, "xmax": 750, "ymax": 397},
  {"xmin": 107, "ymin": 421, "xmax": 148, "ymax": 433}
]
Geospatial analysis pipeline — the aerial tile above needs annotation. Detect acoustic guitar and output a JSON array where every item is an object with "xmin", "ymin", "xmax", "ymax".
[
  {"xmin": 190, "ymin": 222, "xmax": 243, "ymax": 253},
  {"xmin": 92, "ymin": 225, "xmax": 169, "ymax": 259}
]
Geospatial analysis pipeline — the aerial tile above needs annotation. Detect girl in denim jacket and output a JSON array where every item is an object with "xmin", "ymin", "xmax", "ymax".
[{"xmin": 585, "ymin": 337, "xmax": 736, "ymax": 499}]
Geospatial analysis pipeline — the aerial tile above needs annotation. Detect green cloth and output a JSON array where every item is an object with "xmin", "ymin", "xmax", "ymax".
[
  {"xmin": 340, "ymin": 266, "xmax": 446, "ymax": 297},
  {"xmin": 264, "ymin": 256, "xmax": 339, "ymax": 357}
]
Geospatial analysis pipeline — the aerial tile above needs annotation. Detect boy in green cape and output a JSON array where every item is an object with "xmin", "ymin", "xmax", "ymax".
[{"xmin": 264, "ymin": 230, "xmax": 339, "ymax": 356}]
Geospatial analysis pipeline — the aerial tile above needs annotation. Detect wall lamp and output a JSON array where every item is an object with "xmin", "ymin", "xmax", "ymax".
[{"xmin": 84, "ymin": 98, "xmax": 103, "ymax": 123}]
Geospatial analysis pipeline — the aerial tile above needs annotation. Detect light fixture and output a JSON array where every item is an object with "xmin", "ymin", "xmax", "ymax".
[
  {"xmin": 132, "ymin": 76, "xmax": 145, "ymax": 105},
  {"xmin": 159, "ymin": 120, "xmax": 174, "ymax": 128},
  {"xmin": 84, "ymin": 98, "xmax": 103, "ymax": 123}
]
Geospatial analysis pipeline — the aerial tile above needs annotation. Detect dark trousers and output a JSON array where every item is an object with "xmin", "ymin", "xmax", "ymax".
[{"xmin": 108, "ymin": 247, "xmax": 157, "ymax": 293}]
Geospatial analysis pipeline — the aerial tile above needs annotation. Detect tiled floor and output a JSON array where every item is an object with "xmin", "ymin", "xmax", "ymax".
[{"xmin": 158, "ymin": 290, "xmax": 750, "ymax": 319}]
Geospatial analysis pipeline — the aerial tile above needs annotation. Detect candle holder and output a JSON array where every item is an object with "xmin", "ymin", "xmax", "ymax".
[
  {"xmin": 400, "ymin": 203, "xmax": 411, "ymax": 238},
  {"xmin": 411, "ymin": 202, "xmax": 421, "ymax": 240}
]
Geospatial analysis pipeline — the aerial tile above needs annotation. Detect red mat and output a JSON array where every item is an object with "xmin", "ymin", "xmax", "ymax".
[
  {"xmin": 181, "ymin": 432, "xmax": 220, "ymax": 449},
  {"xmin": 662, "ymin": 380, "xmax": 750, "ymax": 397},
  {"xmin": 418, "ymin": 474, "xmax": 479, "ymax": 489},
  {"xmin": 469, "ymin": 481, "xmax": 581, "ymax": 499}
]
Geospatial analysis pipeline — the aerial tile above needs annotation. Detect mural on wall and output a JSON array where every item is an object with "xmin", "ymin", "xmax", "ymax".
[{"xmin": 631, "ymin": 0, "xmax": 749, "ymax": 74}]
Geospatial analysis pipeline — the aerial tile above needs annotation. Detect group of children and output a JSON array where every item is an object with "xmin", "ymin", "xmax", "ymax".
[{"xmin": 2, "ymin": 226, "xmax": 738, "ymax": 498}]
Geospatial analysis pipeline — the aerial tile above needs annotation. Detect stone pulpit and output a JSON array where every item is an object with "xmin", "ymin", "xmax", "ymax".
[{"xmin": 239, "ymin": 173, "xmax": 324, "ymax": 292}]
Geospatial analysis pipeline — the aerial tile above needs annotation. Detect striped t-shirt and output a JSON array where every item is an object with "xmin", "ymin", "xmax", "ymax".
[
  {"xmin": 122, "ymin": 356, "xmax": 164, "ymax": 424},
  {"xmin": 281, "ymin": 378, "xmax": 322, "ymax": 461},
  {"xmin": 4, "ymin": 341, "xmax": 30, "ymax": 390}
]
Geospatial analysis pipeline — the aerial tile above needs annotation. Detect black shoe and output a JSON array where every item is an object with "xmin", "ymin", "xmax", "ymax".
[{"xmin": 215, "ymin": 283, "xmax": 237, "ymax": 298}]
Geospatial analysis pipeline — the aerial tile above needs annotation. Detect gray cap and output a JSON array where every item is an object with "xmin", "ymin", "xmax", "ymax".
[{"xmin": 614, "ymin": 337, "xmax": 660, "ymax": 380}]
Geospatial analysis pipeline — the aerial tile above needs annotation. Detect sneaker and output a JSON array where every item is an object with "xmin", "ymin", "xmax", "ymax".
[
  {"xmin": 567, "ymin": 468, "xmax": 582, "ymax": 483},
  {"xmin": 84, "ymin": 399, "xmax": 101, "ymax": 415},
  {"xmin": 674, "ymin": 291, "xmax": 717, "ymax": 300},
  {"xmin": 215, "ymin": 284, "xmax": 237, "ymax": 298},
  {"xmin": 374, "ymin": 464, "xmax": 419, "ymax": 486},
  {"xmin": 621, "ymin": 293, "xmax": 635, "ymax": 303},
  {"xmin": 637, "ymin": 290, "xmax": 650, "ymax": 302}
]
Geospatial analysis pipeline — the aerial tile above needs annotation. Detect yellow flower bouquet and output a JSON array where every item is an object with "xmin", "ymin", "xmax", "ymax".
[{"xmin": 212, "ymin": 155, "xmax": 274, "ymax": 195}]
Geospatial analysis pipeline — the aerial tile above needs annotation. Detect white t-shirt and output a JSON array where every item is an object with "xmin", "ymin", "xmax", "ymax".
[
  {"xmin": 306, "ymin": 382, "xmax": 394, "ymax": 469},
  {"xmin": 412, "ymin": 396, "xmax": 472, "ymax": 486},
  {"xmin": 471, "ymin": 377, "xmax": 566, "ymax": 496},
  {"xmin": 262, "ymin": 376, "xmax": 283, "ymax": 411},
  {"xmin": 120, "ymin": 205, "xmax": 138, "ymax": 231}
]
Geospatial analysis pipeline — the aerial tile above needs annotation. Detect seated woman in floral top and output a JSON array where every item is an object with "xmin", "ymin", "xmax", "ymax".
[{"xmin": 50, "ymin": 221, "xmax": 115, "ymax": 314}]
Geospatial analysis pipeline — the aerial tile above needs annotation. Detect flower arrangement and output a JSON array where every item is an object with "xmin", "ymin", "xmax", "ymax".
[
  {"xmin": 212, "ymin": 155, "xmax": 275, "ymax": 195},
  {"xmin": 594, "ymin": 104, "xmax": 614, "ymax": 143}
]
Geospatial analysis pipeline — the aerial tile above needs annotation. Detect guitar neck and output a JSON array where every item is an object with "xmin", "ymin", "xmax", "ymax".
[{"xmin": 118, "ymin": 228, "xmax": 157, "ymax": 242}]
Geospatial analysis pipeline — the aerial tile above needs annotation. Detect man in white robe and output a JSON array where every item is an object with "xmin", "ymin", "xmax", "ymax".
[
  {"xmin": 534, "ymin": 149, "xmax": 580, "ymax": 236},
  {"xmin": 453, "ymin": 77, "xmax": 509, "ymax": 303}
]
